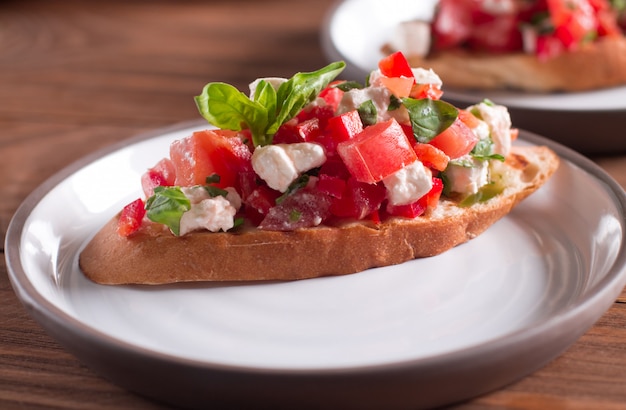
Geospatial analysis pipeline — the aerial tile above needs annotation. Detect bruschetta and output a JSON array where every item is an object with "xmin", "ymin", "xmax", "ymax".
[
  {"xmin": 385, "ymin": 0, "xmax": 626, "ymax": 92},
  {"xmin": 79, "ymin": 52, "xmax": 559, "ymax": 284}
]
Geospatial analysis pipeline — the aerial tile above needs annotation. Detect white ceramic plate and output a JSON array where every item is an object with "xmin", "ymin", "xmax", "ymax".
[
  {"xmin": 321, "ymin": 0, "xmax": 626, "ymax": 155},
  {"xmin": 6, "ymin": 121, "xmax": 626, "ymax": 409}
]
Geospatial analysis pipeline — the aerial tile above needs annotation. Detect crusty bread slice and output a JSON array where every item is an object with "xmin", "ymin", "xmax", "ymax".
[
  {"xmin": 402, "ymin": 36, "xmax": 626, "ymax": 92},
  {"xmin": 79, "ymin": 145, "xmax": 559, "ymax": 285}
]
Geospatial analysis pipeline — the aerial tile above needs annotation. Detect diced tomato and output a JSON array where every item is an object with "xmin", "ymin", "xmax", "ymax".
[
  {"xmin": 329, "ymin": 177, "xmax": 386, "ymax": 220},
  {"xmin": 428, "ymin": 117, "xmax": 479, "ymax": 159},
  {"xmin": 319, "ymin": 156, "xmax": 351, "ymax": 180},
  {"xmin": 379, "ymin": 76, "xmax": 414, "ymax": 98},
  {"xmin": 169, "ymin": 129, "xmax": 252, "ymax": 189},
  {"xmin": 319, "ymin": 82, "xmax": 345, "ymax": 111},
  {"xmin": 413, "ymin": 143, "xmax": 449, "ymax": 172},
  {"xmin": 337, "ymin": 118, "xmax": 418, "ymax": 184},
  {"xmin": 316, "ymin": 174, "xmax": 346, "ymax": 199},
  {"xmin": 426, "ymin": 177, "xmax": 444, "ymax": 209},
  {"xmin": 386, "ymin": 197, "xmax": 427, "ymax": 218},
  {"xmin": 246, "ymin": 185, "xmax": 280, "ymax": 215},
  {"xmin": 259, "ymin": 189, "xmax": 332, "ymax": 231},
  {"xmin": 378, "ymin": 51, "xmax": 415, "ymax": 80},
  {"xmin": 324, "ymin": 110, "xmax": 363, "ymax": 144},
  {"xmin": 457, "ymin": 109, "xmax": 482, "ymax": 129},
  {"xmin": 117, "ymin": 198, "xmax": 146, "ymax": 237},
  {"xmin": 548, "ymin": 0, "xmax": 598, "ymax": 48},
  {"xmin": 141, "ymin": 157, "xmax": 176, "ymax": 198},
  {"xmin": 296, "ymin": 104, "xmax": 335, "ymax": 127},
  {"xmin": 409, "ymin": 83, "xmax": 443, "ymax": 100}
]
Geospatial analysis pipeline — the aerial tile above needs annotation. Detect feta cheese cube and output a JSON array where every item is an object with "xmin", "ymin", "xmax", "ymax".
[
  {"xmin": 445, "ymin": 157, "xmax": 489, "ymax": 195},
  {"xmin": 252, "ymin": 143, "xmax": 326, "ymax": 193},
  {"xmin": 467, "ymin": 102, "xmax": 512, "ymax": 157},
  {"xmin": 179, "ymin": 196, "xmax": 237, "ymax": 236},
  {"xmin": 383, "ymin": 160, "xmax": 433, "ymax": 206}
]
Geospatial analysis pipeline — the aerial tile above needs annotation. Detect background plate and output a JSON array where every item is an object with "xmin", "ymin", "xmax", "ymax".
[
  {"xmin": 321, "ymin": 0, "xmax": 626, "ymax": 155},
  {"xmin": 6, "ymin": 121, "xmax": 626, "ymax": 409}
]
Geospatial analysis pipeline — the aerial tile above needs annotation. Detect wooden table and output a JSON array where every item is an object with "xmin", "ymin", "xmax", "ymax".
[{"xmin": 1, "ymin": 1, "xmax": 625, "ymax": 408}]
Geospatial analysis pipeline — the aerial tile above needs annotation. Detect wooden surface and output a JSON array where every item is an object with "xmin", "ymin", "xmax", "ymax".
[{"xmin": 1, "ymin": 1, "xmax": 625, "ymax": 409}]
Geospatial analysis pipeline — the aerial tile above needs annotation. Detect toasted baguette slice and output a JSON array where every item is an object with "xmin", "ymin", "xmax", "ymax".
[
  {"xmin": 79, "ymin": 145, "xmax": 559, "ymax": 285},
  {"xmin": 400, "ymin": 36, "xmax": 626, "ymax": 92}
]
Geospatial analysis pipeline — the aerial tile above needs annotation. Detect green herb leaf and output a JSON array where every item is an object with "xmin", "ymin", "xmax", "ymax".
[
  {"xmin": 194, "ymin": 82, "xmax": 269, "ymax": 146},
  {"xmin": 270, "ymin": 61, "xmax": 346, "ymax": 135},
  {"xmin": 357, "ymin": 100, "xmax": 377, "ymax": 126},
  {"xmin": 195, "ymin": 62, "xmax": 345, "ymax": 147},
  {"xmin": 334, "ymin": 81, "xmax": 363, "ymax": 91},
  {"xmin": 403, "ymin": 98, "xmax": 458, "ymax": 143},
  {"xmin": 145, "ymin": 186, "xmax": 191, "ymax": 236},
  {"xmin": 276, "ymin": 174, "xmax": 310, "ymax": 204},
  {"xmin": 471, "ymin": 139, "xmax": 505, "ymax": 162}
]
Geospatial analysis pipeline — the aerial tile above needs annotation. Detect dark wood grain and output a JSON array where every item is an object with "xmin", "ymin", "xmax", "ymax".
[{"xmin": 1, "ymin": 1, "xmax": 625, "ymax": 409}]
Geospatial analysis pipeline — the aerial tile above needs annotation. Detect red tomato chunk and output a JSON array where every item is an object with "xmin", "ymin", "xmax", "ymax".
[
  {"xmin": 169, "ymin": 129, "xmax": 252, "ymax": 189},
  {"xmin": 117, "ymin": 198, "xmax": 146, "ymax": 237},
  {"xmin": 337, "ymin": 118, "xmax": 418, "ymax": 184}
]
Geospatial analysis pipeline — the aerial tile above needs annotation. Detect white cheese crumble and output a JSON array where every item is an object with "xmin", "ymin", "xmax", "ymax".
[
  {"xmin": 337, "ymin": 86, "xmax": 393, "ymax": 122},
  {"xmin": 445, "ymin": 157, "xmax": 490, "ymax": 195},
  {"xmin": 467, "ymin": 102, "xmax": 513, "ymax": 157},
  {"xmin": 411, "ymin": 67, "xmax": 443, "ymax": 88},
  {"xmin": 383, "ymin": 160, "xmax": 433, "ymax": 206},
  {"xmin": 252, "ymin": 142, "xmax": 326, "ymax": 193},
  {"xmin": 179, "ymin": 195, "xmax": 238, "ymax": 236}
]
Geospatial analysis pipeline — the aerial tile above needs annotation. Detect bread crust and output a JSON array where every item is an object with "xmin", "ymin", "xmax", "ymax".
[
  {"xmin": 79, "ymin": 145, "xmax": 559, "ymax": 285},
  {"xmin": 403, "ymin": 36, "xmax": 626, "ymax": 92}
]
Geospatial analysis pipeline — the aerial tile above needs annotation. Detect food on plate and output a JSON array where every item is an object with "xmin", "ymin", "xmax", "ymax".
[
  {"xmin": 384, "ymin": 0, "xmax": 626, "ymax": 92},
  {"xmin": 79, "ymin": 52, "xmax": 559, "ymax": 285}
]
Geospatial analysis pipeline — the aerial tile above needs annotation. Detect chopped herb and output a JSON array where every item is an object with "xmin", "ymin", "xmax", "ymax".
[
  {"xmin": 357, "ymin": 100, "xmax": 378, "ymax": 126},
  {"xmin": 403, "ymin": 98, "xmax": 458, "ymax": 143},
  {"xmin": 145, "ymin": 186, "xmax": 191, "ymax": 236}
]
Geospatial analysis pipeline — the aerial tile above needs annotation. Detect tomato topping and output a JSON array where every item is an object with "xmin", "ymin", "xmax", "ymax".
[
  {"xmin": 316, "ymin": 174, "xmax": 346, "ymax": 199},
  {"xmin": 329, "ymin": 177, "xmax": 386, "ymax": 220},
  {"xmin": 413, "ymin": 143, "xmax": 449, "ymax": 172},
  {"xmin": 337, "ymin": 118, "xmax": 418, "ymax": 184},
  {"xmin": 117, "ymin": 198, "xmax": 146, "ymax": 237},
  {"xmin": 141, "ymin": 157, "xmax": 176, "ymax": 198},
  {"xmin": 429, "ymin": 117, "xmax": 479, "ymax": 160},
  {"xmin": 319, "ymin": 82, "xmax": 345, "ymax": 111},
  {"xmin": 378, "ymin": 51, "xmax": 415, "ymax": 80},
  {"xmin": 324, "ymin": 110, "xmax": 363, "ymax": 144},
  {"xmin": 409, "ymin": 83, "xmax": 443, "ymax": 100},
  {"xmin": 379, "ymin": 76, "xmax": 414, "ymax": 98},
  {"xmin": 169, "ymin": 129, "xmax": 252, "ymax": 189}
]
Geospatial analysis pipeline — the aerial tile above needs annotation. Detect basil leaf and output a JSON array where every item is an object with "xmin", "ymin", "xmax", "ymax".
[
  {"xmin": 194, "ymin": 82, "xmax": 269, "ymax": 146},
  {"xmin": 357, "ymin": 100, "xmax": 377, "ymax": 126},
  {"xmin": 252, "ymin": 79, "xmax": 278, "ymax": 122},
  {"xmin": 403, "ymin": 98, "xmax": 458, "ymax": 143},
  {"xmin": 276, "ymin": 174, "xmax": 309, "ymax": 204},
  {"xmin": 388, "ymin": 95, "xmax": 402, "ymax": 111},
  {"xmin": 145, "ymin": 186, "xmax": 191, "ymax": 236},
  {"xmin": 471, "ymin": 138, "xmax": 505, "ymax": 162},
  {"xmin": 270, "ymin": 61, "xmax": 346, "ymax": 134},
  {"xmin": 334, "ymin": 80, "xmax": 363, "ymax": 92},
  {"xmin": 195, "ymin": 62, "xmax": 345, "ymax": 147}
]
